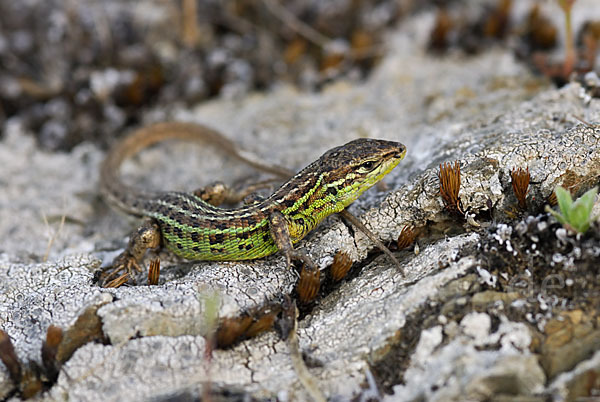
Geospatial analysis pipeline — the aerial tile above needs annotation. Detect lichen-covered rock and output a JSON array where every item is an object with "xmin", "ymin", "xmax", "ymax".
[{"xmin": 388, "ymin": 318, "xmax": 544, "ymax": 401}]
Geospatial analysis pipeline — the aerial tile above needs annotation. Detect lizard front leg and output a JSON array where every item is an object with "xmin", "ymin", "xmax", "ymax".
[
  {"xmin": 102, "ymin": 219, "xmax": 162, "ymax": 287},
  {"xmin": 269, "ymin": 211, "xmax": 317, "ymax": 271}
]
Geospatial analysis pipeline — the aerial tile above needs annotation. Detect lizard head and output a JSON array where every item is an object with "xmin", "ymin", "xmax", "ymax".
[
  {"xmin": 318, "ymin": 138, "xmax": 407, "ymax": 208},
  {"xmin": 275, "ymin": 138, "xmax": 406, "ymax": 228}
]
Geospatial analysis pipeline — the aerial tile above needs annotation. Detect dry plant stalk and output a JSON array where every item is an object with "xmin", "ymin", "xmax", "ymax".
[
  {"xmin": 547, "ymin": 190, "xmax": 558, "ymax": 206},
  {"xmin": 245, "ymin": 311, "xmax": 277, "ymax": 338},
  {"xmin": 147, "ymin": 258, "xmax": 160, "ymax": 286},
  {"xmin": 557, "ymin": 0, "xmax": 577, "ymax": 76},
  {"xmin": 330, "ymin": 251, "xmax": 353, "ymax": 282},
  {"xmin": 297, "ymin": 265, "xmax": 321, "ymax": 303},
  {"xmin": 397, "ymin": 225, "xmax": 417, "ymax": 250},
  {"xmin": 181, "ymin": 0, "xmax": 199, "ymax": 47},
  {"xmin": 41, "ymin": 325, "xmax": 63, "ymax": 382},
  {"xmin": 0, "ymin": 330, "xmax": 21, "ymax": 383},
  {"xmin": 438, "ymin": 161, "xmax": 463, "ymax": 215},
  {"xmin": 547, "ymin": 167, "xmax": 592, "ymax": 206},
  {"xmin": 283, "ymin": 299, "xmax": 327, "ymax": 402},
  {"xmin": 511, "ymin": 167, "xmax": 530, "ymax": 209},
  {"xmin": 42, "ymin": 212, "xmax": 66, "ymax": 262},
  {"xmin": 547, "ymin": 182, "xmax": 581, "ymax": 206},
  {"xmin": 216, "ymin": 316, "xmax": 252, "ymax": 348}
]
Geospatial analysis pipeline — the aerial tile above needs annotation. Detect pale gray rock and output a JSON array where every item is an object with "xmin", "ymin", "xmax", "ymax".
[
  {"xmin": 98, "ymin": 259, "xmax": 297, "ymax": 344},
  {"xmin": 388, "ymin": 318, "xmax": 544, "ymax": 401},
  {"xmin": 39, "ymin": 239, "xmax": 480, "ymax": 402},
  {"xmin": 0, "ymin": 255, "xmax": 106, "ymax": 363}
]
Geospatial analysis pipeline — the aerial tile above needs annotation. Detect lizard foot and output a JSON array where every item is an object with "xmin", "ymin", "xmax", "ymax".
[
  {"xmin": 284, "ymin": 248, "xmax": 318, "ymax": 272},
  {"xmin": 101, "ymin": 251, "xmax": 143, "ymax": 287}
]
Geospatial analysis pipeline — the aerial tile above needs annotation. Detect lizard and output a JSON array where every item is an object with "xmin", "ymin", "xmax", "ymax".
[{"xmin": 99, "ymin": 121, "xmax": 407, "ymax": 287}]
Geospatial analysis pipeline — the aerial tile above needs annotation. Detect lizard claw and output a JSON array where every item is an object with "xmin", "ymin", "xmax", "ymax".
[
  {"xmin": 104, "ymin": 272, "xmax": 131, "ymax": 288},
  {"xmin": 101, "ymin": 251, "xmax": 143, "ymax": 287},
  {"xmin": 100, "ymin": 219, "xmax": 161, "ymax": 288}
]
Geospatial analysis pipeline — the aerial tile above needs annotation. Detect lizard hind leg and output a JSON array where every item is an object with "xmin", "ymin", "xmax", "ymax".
[
  {"xmin": 193, "ymin": 180, "xmax": 278, "ymax": 207},
  {"xmin": 193, "ymin": 181, "xmax": 231, "ymax": 207},
  {"xmin": 242, "ymin": 193, "xmax": 265, "ymax": 205},
  {"xmin": 102, "ymin": 219, "xmax": 162, "ymax": 287}
]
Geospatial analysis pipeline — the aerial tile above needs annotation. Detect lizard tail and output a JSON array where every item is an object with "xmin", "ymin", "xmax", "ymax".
[{"xmin": 100, "ymin": 121, "xmax": 292, "ymax": 215}]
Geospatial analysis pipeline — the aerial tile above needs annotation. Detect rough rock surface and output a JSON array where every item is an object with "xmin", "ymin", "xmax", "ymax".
[{"xmin": 1, "ymin": 1, "xmax": 600, "ymax": 401}]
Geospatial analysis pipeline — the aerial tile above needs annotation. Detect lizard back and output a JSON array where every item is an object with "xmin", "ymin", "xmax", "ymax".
[{"xmin": 100, "ymin": 122, "xmax": 406, "ymax": 262}]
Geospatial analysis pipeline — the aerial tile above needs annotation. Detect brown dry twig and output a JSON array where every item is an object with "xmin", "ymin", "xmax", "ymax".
[
  {"xmin": 181, "ymin": 0, "xmax": 199, "ymax": 47},
  {"xmin": 397, "ymin": 225, "xmax": 418, "ymax": 250},
  {"xmin": 0, "ymin": 330, "xmax": 21, "ymax": 384},
  {"xmin": 216, "ymin": 316, "xmax": 253, "ymax": 349},
  {"xmin": 41, "ymin": 325, "xmax": 63, "ymax": 378},
  {"xmin": 330, "ymin": 251, "xmax": 353, "ymax": 282},
  {"xmin": 438, "ymin": 161, "xmax": 464, "ymax": 215},
  {"xmin": 262, "ymin": 0, "xmax": 384, "ymax": 64},
  {"xmin": 557, "ymin": 0, "xmax": 577, "ymax": 77},
  {"xmin": 511, "ymin": 167, "xmax": 530, "ymax": 209},
  {"xmin": 297, "ymin": 265, "xmax": 321, "ymax": 304},
  {"xmin": 262, "ymin": 0, "xmax": 329, "ymax": 48},
  {"xmin": 147, "ymin": 258, "xmax": 160, "ymax": 286},
  {"xmin": 245, "ymin": 311, "xmax": 277, "ymax": 338}
]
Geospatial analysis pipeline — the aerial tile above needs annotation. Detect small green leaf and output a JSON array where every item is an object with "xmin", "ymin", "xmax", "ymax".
[
  {"xmin": 555, "ymin": 186, "xmax": 573, "ymax": 222},
  {"xmin": 569, "ymin": 205, "xmax": 589, "ymax": 232},
  {"xmin": 570, "ymin": 187, "xmax": 598, "ymax": 233},
  {"xmin": 548, "ymin": 186, "xmax": 598, "ymax": 233},
  {"xmin": 572, "ymin": 187, "xmax": 597, "ymax": 214}
]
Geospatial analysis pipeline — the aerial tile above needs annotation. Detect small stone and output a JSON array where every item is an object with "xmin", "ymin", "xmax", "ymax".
[
  {"xmin": 541, "ymin": 329, "xmax": 600, "ymax": 378},
  {"xmin": 563, "ymin": 310, "xmax": 583, "ymax": 326},
  {"xmin": 443, "ymin": 321, "xmax": 459, "ymax": 338},
  {"xmin": 471, "ymin": 291, "xmax": 520, "ymax": 309},
  {"xmin": 565, "ymin": 366, "xmax": 600, "ymax": 401},
  {"xmin": 464, "ymin": 355, "xmax": 546, "ymax": 399},
  {"xmin": 545, "ymin": 326, "xmax": 573, "ymax": 349},
  {"xmin": 461, "ymin": 312, "xmax": 491, "ymax": 341},
  {"xmin": 544, "ymin": 317, "xmax": 566, "ymax": 335}
]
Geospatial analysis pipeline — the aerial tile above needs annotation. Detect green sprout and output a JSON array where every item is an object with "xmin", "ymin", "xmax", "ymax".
[{"xmin": 546, "ymin": 186, "xmax": 598, "ymax": 233}]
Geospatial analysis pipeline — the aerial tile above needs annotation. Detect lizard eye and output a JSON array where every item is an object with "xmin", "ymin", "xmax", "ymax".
[{"xmin": 358, "ymin": 160, "xmax": 377, "ymax": 172}]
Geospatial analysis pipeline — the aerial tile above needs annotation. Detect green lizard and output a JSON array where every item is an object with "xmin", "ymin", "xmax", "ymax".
[{"xmin": 100, "ymin": 122, "xmax": 406, "ymax": 286}]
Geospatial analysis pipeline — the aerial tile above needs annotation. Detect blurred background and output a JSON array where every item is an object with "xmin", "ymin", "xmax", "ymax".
[{"xmin": 0, "ymin": 0, "xmax": 598, "ymax": 151}]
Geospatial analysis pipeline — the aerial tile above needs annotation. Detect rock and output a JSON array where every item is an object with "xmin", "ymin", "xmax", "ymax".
[
  {"xmin": 539, "ymin": 310, "xmax": 600, "ymax": 379},
  {"xmin": 541, "ymin": 328, "xmax": 600, "ymax": 379},
  {"xmin": 464, "ymin": 355, "xmax": 546, "ymax": 400},
  {"xmin": 471, "ymin": 291, "xmax": 521, "ymax": 310},
  {"xmin": 461, "ymin": 312, "xmax": 492, "ymax": 343},
  {"xmin": 549, "ymin": 350, "xmax": 600, "ymax": 400},
  {"xmin": 388, "ymin": 318, "xmax": 543, "ymax": 401},
  {"xmin": 564, "ymin": 365, "xmax": 600, "ymax": 401}
]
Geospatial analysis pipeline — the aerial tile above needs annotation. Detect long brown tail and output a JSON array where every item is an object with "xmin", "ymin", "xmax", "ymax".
[{"xmin": 100, "ymin": 122, "xmax": 292, "ymax": 215}]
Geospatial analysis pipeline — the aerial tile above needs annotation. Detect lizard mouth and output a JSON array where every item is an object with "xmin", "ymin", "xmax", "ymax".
[{"xmin": 391, "ymin": 146, "xmax": 407, "ymax": 160}]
